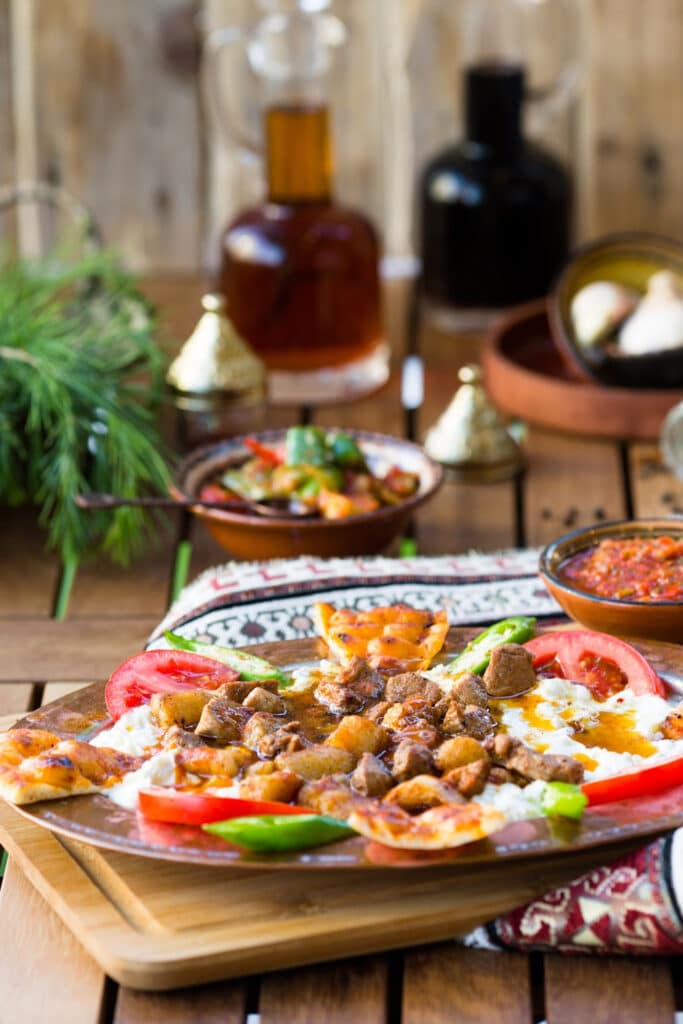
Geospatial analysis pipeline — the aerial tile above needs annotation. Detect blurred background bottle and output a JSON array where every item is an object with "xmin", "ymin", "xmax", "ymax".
[
  {"xmin": 415, "ymin": 0, "xmax": 580, "ymax": 332},
  {"xmin": 206, "ymin": 0, "xmax": 388, "ymax": 405}
]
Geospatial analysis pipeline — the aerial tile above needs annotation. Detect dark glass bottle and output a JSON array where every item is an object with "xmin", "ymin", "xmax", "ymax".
[{"xmin": 419, "ymin": 64, "xmax": 572, "ymax": 313}]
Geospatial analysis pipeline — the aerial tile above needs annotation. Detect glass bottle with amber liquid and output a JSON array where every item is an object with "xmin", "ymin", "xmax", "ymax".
[{"xmin": 206, "ymin": 2, "xmax": 388, "ymax": 405}]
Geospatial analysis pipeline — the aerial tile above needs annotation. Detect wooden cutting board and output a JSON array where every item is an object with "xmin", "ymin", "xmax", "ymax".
[{"xmin": 0, "ymin": 799, "xmax": 646, "ymax": 991}]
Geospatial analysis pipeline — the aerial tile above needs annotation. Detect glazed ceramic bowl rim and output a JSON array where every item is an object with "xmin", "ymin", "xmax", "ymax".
[
  {"xmin": 173, "ymin": 428, "xmax": 445, "ymax": 529},
  {"xmin": 549, "ymin": 230, "xmax": 683, "ymax": 378},
  {"xmin": 539, "ymin": 516, "xmax": 683, "ymax": 609}
]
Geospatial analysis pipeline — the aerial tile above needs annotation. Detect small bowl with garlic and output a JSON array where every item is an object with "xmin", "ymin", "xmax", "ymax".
[{"xmin": 550, "ymin": 233, "xmax": 683, "ymax": 389}]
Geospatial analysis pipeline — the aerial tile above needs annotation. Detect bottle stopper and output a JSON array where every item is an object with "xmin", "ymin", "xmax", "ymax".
[
  {"xmin": 423, "ymin": 363, "xmax": 523, "ymax": 482},
  {"xmin": 166, "ymin": 293, "xmax": 266, "ymax": 399}
]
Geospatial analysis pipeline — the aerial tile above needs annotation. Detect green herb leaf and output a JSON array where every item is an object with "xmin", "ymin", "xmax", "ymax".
[{"xmin": 0, "ymin": 247, "xmax": 171, "ymax": 563}]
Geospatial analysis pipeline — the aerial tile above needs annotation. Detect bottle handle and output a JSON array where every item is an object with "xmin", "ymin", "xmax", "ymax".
[{"xmin": 202, "ymin": 25, "xmax": 263, "ymax": 159}]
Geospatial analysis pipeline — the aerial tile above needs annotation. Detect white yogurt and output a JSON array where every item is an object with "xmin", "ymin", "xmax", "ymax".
[{"xmin": 91, "ymin": 704, "xmax": 163, "ymax": 757}]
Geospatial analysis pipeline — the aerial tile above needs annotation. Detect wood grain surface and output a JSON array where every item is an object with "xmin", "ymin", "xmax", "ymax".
[
  {"xmin": 402, "ymin": 946, "xmax": 532, "ymax": 1024},
  {"xmin": 544, "ymin": 955, "xmax": 676, "ymax": 1024},
  {"xmin": 3, "ymin": 2, "xmax": 683, "ymax": 270}
]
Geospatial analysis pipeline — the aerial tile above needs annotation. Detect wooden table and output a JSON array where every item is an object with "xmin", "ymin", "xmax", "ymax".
[{"xmin": 0, "ymin": 277, "xmax": 681, "ymax": 1023}]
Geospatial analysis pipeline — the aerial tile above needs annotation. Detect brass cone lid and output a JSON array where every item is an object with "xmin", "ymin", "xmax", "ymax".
[
  {"xmin": 424, "ymin": 364, "xmax": 522, "ymax": 481},
  {"xmin": 166, "ymin": 293, "xmax": 266, "ymax": 396}
]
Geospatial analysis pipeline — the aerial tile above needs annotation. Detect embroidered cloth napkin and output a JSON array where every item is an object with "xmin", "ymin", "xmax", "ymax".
[{"xmin": 151, "ymin": 551, "xmax": 683, "ymax": 956}]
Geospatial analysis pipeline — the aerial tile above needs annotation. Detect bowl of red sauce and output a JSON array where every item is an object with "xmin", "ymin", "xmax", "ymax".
[{"xmin": 539, "ymin": 517, "xmax": 683, "ymax": 642}]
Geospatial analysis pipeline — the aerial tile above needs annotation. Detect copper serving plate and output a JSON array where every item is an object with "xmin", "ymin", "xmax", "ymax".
[{"xmin": 10, "ymin": 635, "xmax": 683, "ymax": 869}]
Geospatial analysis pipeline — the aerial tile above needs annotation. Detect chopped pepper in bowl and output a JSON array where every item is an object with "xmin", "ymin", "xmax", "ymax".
[{"xmin": 201, "ymin": 426, "xmax": 420, "ymax": 520}]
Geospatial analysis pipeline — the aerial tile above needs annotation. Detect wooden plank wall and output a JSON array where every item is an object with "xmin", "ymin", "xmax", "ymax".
[{"xmin": 1, "ymin": 0, "xmax": 683, "ymax": 269}]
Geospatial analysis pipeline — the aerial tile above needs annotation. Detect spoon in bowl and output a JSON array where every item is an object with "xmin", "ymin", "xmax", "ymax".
[{"xmin": 74, "ymin": 492, "xmax": 316, "ymax": 519}]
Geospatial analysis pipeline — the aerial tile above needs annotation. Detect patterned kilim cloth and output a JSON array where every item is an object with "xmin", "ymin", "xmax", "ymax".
[{"xmin": 151, "ymin": 551, "xmax": 683, "ymax": 956}]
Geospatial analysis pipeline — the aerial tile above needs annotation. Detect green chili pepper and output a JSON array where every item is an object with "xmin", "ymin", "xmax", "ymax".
[
  {"xmin": 328, "ymin": 431, "xmax": 366, "ymax": 469},
  {"xmin": 539, "ymin": 781, "xmax": 587, "ymax": 821},
  {"xmin": 446, "ymin": 616, "xmax": 537, "ymax": 676},
  {"xmin": 203, "ymin": 813, "xmax": 355, "ymax": 852},
  {"xmin": 164, "ymin": 631, "xmax": 290, "ymax": 686},
  {"xmin": 285, "ymin": 426, "xmax": 328, "ymax": 468},
  {"xmin": 219, "ymin": 469, "xmax": 269, "ymax": 502}
]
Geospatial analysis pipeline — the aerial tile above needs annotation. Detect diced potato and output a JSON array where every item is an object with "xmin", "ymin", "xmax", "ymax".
[
  {"xmin": 384, "ymin": 774, "xmax": 462, "ymax": 812},
  {"xmin": 326, "ymin": 716, "xmax": 388, "ymax": 757},
  {"xmin": 434, "ymin": 737, "xmax": 489, "ymax": 773},
  {"xmin": 149, "ymin": 689, "xmax": 213, "ymax": 729},
  {"xmin": 244, "ymin": 760, "xmax": 276, "ymax": 777},
  {"xmin": 276, "ymin": 744, "xmax": 355, "ymax": 780},
  {"xmin": 239, "ymin": 770, "xmax": 301, "ymax": 803},
  {"xmin": 175, "ymin": 744, "xmax": 254, "ymax": 780},
  {"xmin": 242, "ymin": 687, "xmax": 285, "ymax": 713}
]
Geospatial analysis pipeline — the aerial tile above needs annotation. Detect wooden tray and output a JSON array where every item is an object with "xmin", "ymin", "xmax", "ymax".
[
  {"xmin": 0, "ymin": 799, "xmax": 646, "ymax": 991},
  {"xmin": 482, "ymin": 299, "xmax": 683, "ymax": 440}
]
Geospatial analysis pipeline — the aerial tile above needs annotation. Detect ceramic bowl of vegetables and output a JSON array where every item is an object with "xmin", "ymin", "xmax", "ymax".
[
  {"xmin": 549, "ymin": 233, "xmax": 683, "ymax": 389},
  {"xmin": 538, "ymin": 517, "xmax": 683, "ymax": 643},
  {"xmin": 174, "ymin": 427, "xmax": 444, "ymax": 560}
]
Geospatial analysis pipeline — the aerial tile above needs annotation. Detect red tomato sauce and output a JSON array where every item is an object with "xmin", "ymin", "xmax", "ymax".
[{"xmin": 558, "ymin": 535, "xmax": 683, "ymax": 602}]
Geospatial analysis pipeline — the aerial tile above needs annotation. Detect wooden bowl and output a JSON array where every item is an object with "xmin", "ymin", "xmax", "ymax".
[
  {"xmin": 549, "ymin": 233, "xmax": 683, "ymax": 389},
  {"xmin": 539, "ymin": 518, "xmax": 683, "ymax": 642},
  {"xmin": 174, "ymin": 429, "xmax": 444, "ymax": 560}
]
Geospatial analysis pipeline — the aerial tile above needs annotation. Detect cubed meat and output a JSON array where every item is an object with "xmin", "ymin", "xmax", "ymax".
[
  {"xmin": 276, "ymin": 744, "xmax": 356, "ymax": 781},
  {"xmin": 149, "ymin": 689, "xmax": 214, "ymax": 730},
  {"xmin": 239, "ymin": 769, "xmax": 301, "ymax": 803},
  {"xmin": 483, "ymin": 643, "xmax": 536, "ymax": 697},
  {"xmin": 214, "ymin": 679, "xmax": 280, "ymax": 703},
  {"xmin": 175, "ymin": 744, "xmax": 254, "ymax": 780},
  {"xmin": 488, "ymin": 765, "xmax": 527, "ymax": 787},
  {"xmin": 195, "ymin": 697, "xmax": 253, "ymax": 743},
  {"xmin": 326, "ymin": 716, "xmax": 388, "ymax": 757},
  {"xmin": 161, "ymin": 724, "xmax": 217, "ymax": 750},
  {"xmin": 384, "ymin": 774, "xmax": 463, "ymax": 813},
  {"xmin": 366, "ymin": 701, "xmax": 391, "ymax": 724},
  {"xmin": 385, "ymin": 673, "xmax": 428, "ymax": 702},
  {"xmin": 337, "ymin": 657, "xmax": 385, "ymax": 700},
  {"xmin": 242, "ymin": 687, "xmax": 285, "ymax": 714},
  {"xmin": 315, "ymin": 658, "xmax": 384, "ymax": 714},
  {"xmin": 443, "ymin": 758, "xmax": 490, "ymax": 798},
  {"xmin": 434, "ymin": 736, "xmax": 489, "ymax": 773},
  {"xmin": 351, "ymin": 753, "xmax": 393, "ymax": 797},
  {"xmin": 381, "ymin": 698, "xmax": 440, "ymax": 749},
  {"xmin": 257, "ymin": 722, "xmax": 305, "ymax": 758},
  {"xmin": 314, "ymin": 680, "xmax": 363, "ymax": 715},
  {"xmin": 448, "ymin": 672, "xmax": 489, "ymax": 709},
  {"xmin": 391, "ymin": 739, "xmax": 434, "ymax": 782},
  {"xmin": 661, "ymin": 701, "xmax": 683, "ymax": 740},
  {"xmin": 442, "ymin": 702, "xmax": 495, "ymax": 740},
  {"xmin": 384, "ymin": 673, "xmax": 443, "ymax": 705},
  {"xmin": 241, "ymin": 712, "xmax": 280, "ymax": 750},
  {"xmin": 486, "ymin": 733, "xmax": 584, "ymax": 784}
]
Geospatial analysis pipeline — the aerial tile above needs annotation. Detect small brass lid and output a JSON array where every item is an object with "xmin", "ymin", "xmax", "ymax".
[
  {"xmin": 166, "ymin": 293, "xmax": 266, "ymax": 397},
  {"xmin": 424, "ymin": 363, "xmax": 522, "ymax": 482}
]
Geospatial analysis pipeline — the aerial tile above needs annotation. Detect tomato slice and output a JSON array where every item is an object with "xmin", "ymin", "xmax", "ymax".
[
  {"xmin": 138, "ymin": 787, "xmax": 311, "ymax": 825},
  {"xmin": 105, "ymin": 650, "xmax": 239, "ymax": 720},
  {"xmin": 524, "ymin": 630, "xmax": 665, "ymax": 698},
  {"xmin": 582, "ymin": 755, "xmax": 683, "ymax": 805}
]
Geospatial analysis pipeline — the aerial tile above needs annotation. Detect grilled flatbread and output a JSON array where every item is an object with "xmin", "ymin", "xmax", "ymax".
[
  {"xmin": 0, "ymin": 731, "xmax": 141, "ymax": 805},
  {"xmin": 313, "ymin": 602, "xmax": 449, "ymax": 672}
]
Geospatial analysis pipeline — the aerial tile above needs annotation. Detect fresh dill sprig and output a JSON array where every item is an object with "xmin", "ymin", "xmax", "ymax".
[{"xmin": 0, "ymin": 249, "xmax": 172, "ymax": 564}]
